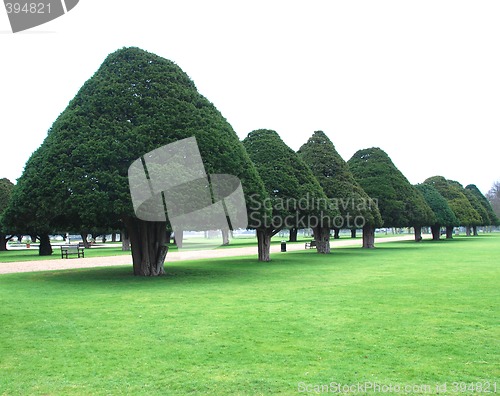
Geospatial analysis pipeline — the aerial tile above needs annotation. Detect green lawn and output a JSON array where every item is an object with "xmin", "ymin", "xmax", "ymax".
[{"xmin": 0, "ymin": 235, "xmax": 498, "ymax": 395}]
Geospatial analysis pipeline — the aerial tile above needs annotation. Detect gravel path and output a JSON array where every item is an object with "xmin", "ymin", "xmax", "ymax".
[{"xmin": 0, "ymin": 235, "xmax": 416, "ymax": 275}]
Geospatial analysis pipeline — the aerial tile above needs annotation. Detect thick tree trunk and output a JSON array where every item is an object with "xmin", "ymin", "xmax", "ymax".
[
  {"xmin": 0, "ymin": 235, "xmax": 9, "ymax": 251},
  {"xmin": 351, "ymin": 229, "xmax": 357, "ymax": 238},
  {"xmin": 466, "ymin": 226, "xmax": 471, "ymax": 236},
  {"xmin": 312, "ymin": 226, "xmax": 331, "ymax": 254},
  {"xmin": 39, "ymin": 234, "xmax": 53, "ymax": 256},
  {"xmin": 362, "ymin": 225, "xmax": 375, "ymax": 248},
  {"xmin": 221, "ymin": 228, "xmax": 230, "ymax": 245},
  {"xmin": 446, "ymin": 226, "xmax": 454, "ymax": 239},
  {"xmin": 431, "ymin": 225, "xmax": 441, "ymax": 241},
  {"xmin": 121, "ymin": 230, "xmax": 130, "ymax": 251},
  {"xmin": 256, "ymin": 228, "xmax": 271, "ymax": 262},
  {"xmin": 333, "ymin": 228, "xmax": 340, "ymax": 239},
  {"xmin": 80, "ymin": 233, "xmax": 91, "ymax": 248},
  {"xmin": 288, "ymin": 228, "xmax": 298, "ymax": 242},
  {"xmin": 111, "ymin": 233, "xmax": 117, "ymax": 243},
  {"xmin": 473, "ymin": 226, "xmax": 478, "ymax": 236},
  {"xmin": 124, "ymin": 217, "xmax": 168, "ymax": 276},
  {"xmin": 414, "ymin": 226, "xmax": 422, "ymax": 242}
]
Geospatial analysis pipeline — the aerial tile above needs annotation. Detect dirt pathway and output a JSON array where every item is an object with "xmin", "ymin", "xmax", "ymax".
[{"xmin": 0, "ymin": 235, "xmax": 416, "ymax": 275}]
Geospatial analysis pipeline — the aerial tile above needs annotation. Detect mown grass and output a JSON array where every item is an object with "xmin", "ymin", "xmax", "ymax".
[{"xmin": 0, "ymin": 235, "xmax": 498, "ymax": 395}]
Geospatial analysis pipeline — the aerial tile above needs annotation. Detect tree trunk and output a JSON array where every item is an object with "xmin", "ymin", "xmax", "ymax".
[
  {"xmin": 446, "ymin": 226, "xmax": 454, "ymax": 239},
  {"xmin": 312, "ymin": 226, "xmax": 331, "ymax": 254},
  {"xmin": 351, "ymin": 229, "xmax": 357, "ymax": 238},
  {"xmin": 362, "ymin": 225, "xmax": 375, "ymax": 248},
  {"xmin": 414, "ymin": 226, "xmax": 422, "ymax": 242},
  {"xmin": 80, "ymin": 233, "xmax": 91, "ymax": 248},
  {"xmin": 174, "ymin": 230, "xmax": 183, "ymax": 248},
  {"xmin": 333, "ymin": 228, "xmax": 340, "ymax": 239},
  {"xmin": 124, "ymin": 217, "xmax": 168, "ymax": 276},
  {"xmin": 465, "ymin": 226, "xmax": 471, "ymax": 236},
  {"xmin": 256, "ymin": 228, "xmax": 271, "ymax": 262},
  {"xmin": 431, "ymin": 225, "xmax": 441, "ymax": 241},
  {"xmin": 221, "ymin": 228, "xmax": 230, "ymax": 245},
  {"xmin": 30, "ymin": 234, "xmax": 38, "ymax": 243},
  {"xmin": 0, "ymin": 235, "xmax": 8, "ymax": 251},
  {"xmin": 288, "ymin": 228, "xmax": 298, "ymax": 242},
  {"xmin": 111, "ymin": 233, "xmax": 117, "ymax": 242},
  {"xmin": 121, "ymin": 230, "xmax": 131, "ymax": 251},
  {"xmin": 39, "ymin": 234, "xmax": 53, "ymax": 256},
  {"xmin": 473, "ymin": 226, "xmax": 478, "ymax": 236}
]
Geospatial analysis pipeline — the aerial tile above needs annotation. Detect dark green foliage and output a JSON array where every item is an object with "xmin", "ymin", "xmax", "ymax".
[
  {"xmin": 424, "ymin": 176, "xmax": 482, "ymax": 226},
  {"xmin": 243, "ymin": 129, "xmax": 334, "ymax": 229},
  {"xmin": 297, "ymin": 131, "xmax": 382, "ymax": 228},
  {"xmin": 0, "ymin": 178, "xmax": 14, "ymax": 213},
  {"xmin": 415, "ymin": 183, "xmax": 458, "ymax": 227},
  {"xmin": 4, "ymin": 47, "xmax": 267, "ymax": 235},
  {"xmin": 462, "ymin": 188, "xmax": 489, "ymax": 226},
  {"xmin": 347, "ymin": 148, "xmax": 435, "ymax": 227},
  {"xmin": 465, "ymin": 184, "xmax": 499, "ymax": 226},
  {"xmin": 3, "ymin": 149, "xmax": 59, "ymax": 235},
  {"xmin": 0, "ymin": 178, "xmax": 15, "ymax": 251}
]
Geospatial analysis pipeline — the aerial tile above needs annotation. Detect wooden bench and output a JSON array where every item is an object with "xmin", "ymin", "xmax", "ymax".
[
  {"xmin": 305, "ymin": 240, "xmax": 317, "ymax": 249},
  {"xmin": 60, "ymin": 244, "xmax": 85, "ymax": 259}
]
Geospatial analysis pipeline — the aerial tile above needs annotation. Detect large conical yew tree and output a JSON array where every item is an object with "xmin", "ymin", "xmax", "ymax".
[
  {"xmin": 348, "ymin": 148, "xmax": 435, "ymax": 246},
  {"xmin": 424, "ymin": 176, "xmax": 481, "ymax": 238},
  {"xmin": 415, "ymin": 183, "xmax": 458, "ymax": 240},
  {"xmin": 297, "ymin": 131, "xmax": 382, "ymax": 245},
  {"xmin": 5, "ymin": 47, "xmax": 268, "ymax": 275},
  {"xmin": 3, "ymin": 153, "xmax": 55, "ymax": 256},
  {"xmin": 462, "ymin": 187, "xmax": 489, "ymax": 236},
  {"xmin": 466, "ymin": 184, "xmax": 499, "ymax": 231},
  {"xmin": 243, "ymin": 129, "xmax": 334, "ymax": 259}
]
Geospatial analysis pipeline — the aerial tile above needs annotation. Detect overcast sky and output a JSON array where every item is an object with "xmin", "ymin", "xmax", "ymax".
[{"xmin": 1, "ymin": 1, "xmax": 499, "ymax": 194}]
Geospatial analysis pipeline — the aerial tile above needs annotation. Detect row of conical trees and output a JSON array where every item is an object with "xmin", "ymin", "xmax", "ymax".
[
  {"xmin": 243, "ymin": 129, "xmax": 498, "ymax": 260},
  {"xmin": 2, "ymin": 47, "xmax": 497, "ymax": 275}
]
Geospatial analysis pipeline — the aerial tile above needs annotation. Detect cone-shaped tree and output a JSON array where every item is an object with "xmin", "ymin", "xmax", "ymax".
[
  {"xmin": 3, "ymin": 159, "xmax": 54, "ymax": 256},
  {"xmin": 348, "ymin": 148, "xmax": 435, "ymax": 246},
  {"xmin": 243, "ymin": 129, "xmax": 335, "ymax": 259},
  {"xmin": 466, "ymin": 184, "xmax": 500, "ymax": 229},
  {"xmin": 461, "ymin": 188, "xmax": 488, "ymax": 235},
  {"xmin": 424, "ymin": 176, "xmax": 481, "ymax": 238},
  {"xmin": 3, "ymin": 47, "xmax": 268, "ymax": 274},
  {"xmin": 415, "ymin": 183, "xmax": 459, "ymax": 240},
  {"xmin": 0, "ymin": 178, "xmax": 15, "ymax": 251},
  {"xmin": 297, "ymin": 131, "xmax": 382, "ymax": 246},
  {"xmin": 463, "ymin": 184, "xmax": 498, "ymax": 235}
]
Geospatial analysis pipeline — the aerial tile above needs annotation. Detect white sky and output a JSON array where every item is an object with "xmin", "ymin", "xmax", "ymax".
[{"xmin": 1, "ymin": 1, "xmax": 499, "ymax": 194}]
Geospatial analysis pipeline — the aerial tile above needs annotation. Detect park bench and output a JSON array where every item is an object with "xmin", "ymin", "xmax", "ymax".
[
  {"xmin": 60, "ymin": 244, "xmax": 85, "ymax": 259},
  {"xmin": 305, "ymin": 240, "xmax": 317, "ymax": 249}
]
